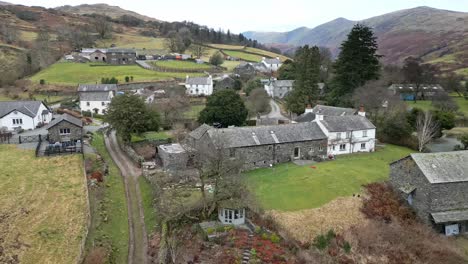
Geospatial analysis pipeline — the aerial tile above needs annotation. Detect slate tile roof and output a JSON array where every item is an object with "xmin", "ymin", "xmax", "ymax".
[
  {"xmin": 189, "ymin": 124, "xmax": 212, "ymax": 140},
  {"xmin": 0, "ymin": 101, "xmax": 47, "ymax": 118},
  {"xmin": 78, "ymin": 84, "xmax": 117, "ymax": 92},
  {"xmin": 431, "ymin": 209, "xmax": 468, "ymax": 224},
  {"xmin": 186, "ymin": 76, "xmax": 211, "ymax": 86},
  {"xmin": 312, "ymin": 105, "xmax": 356, "ymax": 116},
  {"xmin": 263, "ymin": 58, "xmax": 281, "ymax": 64},
  {"xmin": 46, "ymin": 114, "xmax": 83, "ymax": 129},
  {"xmin": 79, "ymin": 92, "xmax": 112, "ymax": 101},
  {"xmin": 271, "ymin": 80, "xmax": 294, "ymax": 87},
  {"xmin": 411, "ymin": 151, "xmax": 468, "ymax": 183},
  {"xmin": 106, "ymin": 48, "xmax": 136, "ymax": 54},
  {"xmin": 320, "ymin": 115, "xmax": 376, "ymax": 132},
  {"xmin": 207, "ymin": 122, "xmax": 326, "ymax": 148}
]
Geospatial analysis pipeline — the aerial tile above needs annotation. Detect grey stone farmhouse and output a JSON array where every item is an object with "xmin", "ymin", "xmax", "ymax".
[
  {"xmin": 46, "ymin": 114, "xmax": 83, "ymax": 144},
  {"xmin": 106, "ymin": 48, "xmax": 137, "ymax": 65},
  {"xmin": 185, "ymin": 122, "xmax": 327, "ymax": 170},
  {"xmin": 390, "ymin": 151, "xmax": 468, "ymax": 236}
]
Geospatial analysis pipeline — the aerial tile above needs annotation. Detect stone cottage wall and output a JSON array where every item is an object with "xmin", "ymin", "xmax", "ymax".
[
  {"xmin": 158, "ymin": 147, "xmax": 188, "ymax": 171},
  {"xmin": 389, "ymin": 158, "xmax": 433, "ymax": 224},
  {"xmin": 48, "ymin": 122, "xmax": 82, "ymax": 143},
  {"xmin": 430, "ymin": 181, "xmax": 468, "ymax": 213}
]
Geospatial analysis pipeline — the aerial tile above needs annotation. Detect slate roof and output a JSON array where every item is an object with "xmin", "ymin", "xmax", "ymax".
[
  {"xmin": 78, "ymin": 84, "xmax": 117, "ymax": 92},
  {"xmin": 263, "ymin": 58, "xmax": 281, "ymax": 64},
  {"xmin": 79, "ymin": 92, "xmax": 112, "ymax": 101},
  {"xmin": 410, "ymin": 151, "xmax": 468, "ymax": 184},
  {"xmin": 207, "ymin": 122, "xmax": 326, "ymax": 148},
  {"xmin": 0, "ymin": 101, "xmax": 46, "ymax": 118},
  {"xmin": 46, "ymin": 114, "xmax": 83, "ymax": 129},
  {"xmin": 189, "ymin": 124, "xmax": 212, "ymax": 140},
  {"xmin": 106, "ymin": 48, "xmax": 136, "ymax": 54},
  {"xmin": 186, "ymin": 76, "xmax": 211, "ymax": 86},
  {"xmin": 312, "ymin": 105, "xmax": 356, "ymax": 116},
  {"xmin": 271, "ymin": 80, "xmax": 294, "ymax": 87},
  {"xmin": 295, "ymin": 112, "xmax": 316, "ymax": 123},
  {"xmin": 389, "ymin": 83, "xmax": 444, "ymax": 93},
  {"xmin": 431, "ymin": 209, "xmax": 468, "ymax": 224},
  {"xmin": 320, "ymin": 116, "xmax": 376, "ymax": 132}
]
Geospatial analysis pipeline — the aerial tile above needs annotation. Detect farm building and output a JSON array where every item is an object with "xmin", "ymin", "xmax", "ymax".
[
  {"xmin": 157, "ymin": 143, "xmax": 189, "ymax": 171},
  {"xmin": 0, "ymin": 101, "xmax": 52, "ymax": 131},
  {"xmin": 78, "ymin": 84, "xmax": 117, "ymax": 114},
  {"xmin": 390, "ymin": 151, "xmax": 468, "ymax": 236},
  {"xmin": 46, "ymin": 114, "xmax": 83, "ymax": 144},
  {"xmin": 106, "ymin": 48, "xmax": 137, "ymax": 65},
  {"xmin": 89, "ymin": 49, "xmax": 107, "ymax": 62},
  {"xmin": 234, "ymin": 63, "xmax": 256, "ymax": 80},
  {"xmin": 388, "ymin": 84, "xmax": 445, "ymax": 101},
  {"xmin": 185, "ymin": 122, "xmax": 328, "ymax": 170},
  {"xmin": 215, "ymin": 75, "xmax": 237, "ymax": 90},
  {"xmin": 185, "ymin": 75, "xmax": 214, "ymax": 96}
]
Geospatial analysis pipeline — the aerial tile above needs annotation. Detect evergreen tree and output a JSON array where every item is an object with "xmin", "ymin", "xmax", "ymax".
[
  {"xmin": 198, "ymin": 90, "xmax": 248, "ymax": 127},
  {"xmin": 331, "ymin": 24, "xmax": 381, "ymax": 106},
  {"xmin": 286, "ymin": 45, "xmax": 321, "ymax": 114}
]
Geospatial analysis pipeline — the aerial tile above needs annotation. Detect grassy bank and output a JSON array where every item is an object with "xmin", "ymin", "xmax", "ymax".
[{"xmin": 0, "ymin": 145, "xmax": 87, "ymax": 263}]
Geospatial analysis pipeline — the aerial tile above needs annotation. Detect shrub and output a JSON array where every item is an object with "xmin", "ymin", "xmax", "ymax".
[
  {"xmin": 82, "ymin": 111, "xmax": 92, "ymax": 117},
  {"xmin": 39, "ymin": 79, "xmax": 46, "ymax": 85},
  {"xmin": 254, "ymin": 226, "xmax": 262, "ymax": 234},
  {"xmin": 342, "ymin": 241, "xmax": 351, "ymax": 254},
  {"xmin": 224, "ymin": 225, "xmax": 234, "ymax": 232},
  {"xmin": 206, "ymin": 228, "xmax": 215, "ymax": 235},
  {"xmin": 270, "ymin": 233, "xmax": 280, "ymax": 243},
  {"xmin": 313, "ymin": 234, "xmax": 329, "ymax": 250},
  {"xmin": 125, "ymin": 76, "xmax": 130, "ymax": 83},
  {"xmin": 261, "ymin": 232, "xmax": 270, "ymax": 240},
  {"xmin": 326, "ymin": 229, "xmax": 336, "ymax": 241},
  {"xmin": 216, "ymin": 225, "xmax": 225, "ymax": 233}
]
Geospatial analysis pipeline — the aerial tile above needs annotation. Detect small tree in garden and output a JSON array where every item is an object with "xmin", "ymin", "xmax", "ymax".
[
  {"xmin": 39, "ymin": 79, "xmax": 45, "ymax": 85},
  {"xmin": 209, "ymin": 51, "xmax": 224, "ymax": 66},
  {"xmin": 416, "ymin": 112, "xmax": 439, "ymax": 152},
  {"xmin": 125, "ymin": 76, "xmax": 130, "ymax": 83}
]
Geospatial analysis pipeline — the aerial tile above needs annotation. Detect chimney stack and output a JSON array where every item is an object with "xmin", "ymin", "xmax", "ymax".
[
  {"xmin": 305, "ymin": 104, "xmax": 313, "ymax": 113},
  {"xmin": 315, "ymin": 109, "xmax": 324, "ymax": 121},
  {"xmin": 358, "ymin": 105, "xmax": 366, "ymax": 117}
]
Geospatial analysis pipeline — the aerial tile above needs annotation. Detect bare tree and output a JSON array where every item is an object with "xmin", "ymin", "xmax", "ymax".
[
  {"xmin": 416, "ymin": 111, "xmax": 439, "ymax": 152},
  {"xmin": 93, "ymin": 15, "xmax": 113, "ymax": 39},
  {"xmin": 152, "ymin": 96, "xmax": 189, "ymax": 128},
  {"xmin": 402, "ymin": 56, "xmax": 439, "ymax": 102},
  {"xmin": 189, "ymin": 43, "xmax": 208, "ymax": 59},
  {"xmin": 246, "ymin": 88, "xmax": 270, "ymax": 118}
]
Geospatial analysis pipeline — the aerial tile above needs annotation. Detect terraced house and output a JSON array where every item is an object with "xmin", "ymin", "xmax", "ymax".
[{"xmin": 390, "ymin": 151, "xmax": 468, "ymax": 236}]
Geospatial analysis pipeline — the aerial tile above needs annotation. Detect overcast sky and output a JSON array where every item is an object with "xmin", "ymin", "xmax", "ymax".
[{"xmin": 7, "ymin": 0, "xmax": 468, "ymax": 33}]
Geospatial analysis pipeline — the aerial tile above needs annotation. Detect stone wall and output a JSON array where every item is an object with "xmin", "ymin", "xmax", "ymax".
[
  {"xmin": 118, "ymin": 81, "xmax": 178, "ymax": 91},
  {"xmin": 157, "ymin": 145, "xmax": 189, "ymax": 171},
  {"xmin": 48, "ymin": 122, "xmax": 82, "ymax": 143},
  {"xmin": 390, "ymin": 157, "xmax": 435, "ymax": 224}
]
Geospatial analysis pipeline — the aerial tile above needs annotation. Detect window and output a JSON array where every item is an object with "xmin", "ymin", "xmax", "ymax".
[
  {"xmin": 268, "ymin": 146, "xmax": 272, "ymax": 150},
  {"xmin": 339, "ymin": 144, "xmax": 346, "ymax": 151},
  {"xmin": 229, "ymin": 149, "xmax": 236, "ymax": 157},
  {"xmin": 276, "ymin": 145, "xmax": 280, "ymax": 150},
  {"xmin": 319, "ymin": 146, "xmax": 323, "ymax": 151},
  {"xmin": 294, "ymin": 147, "xmax": 300, "ymax": 158},
  {"xmin": 86, "ymin": 102, "xmax": 90, "ymax": 106},
  {"xmin": 346, "ymin": 132, "xmax": 351, "ymax": 139},
  {"xmin": 12, "ymin": 118, "xmax": 23, "ymax": 125},
  {"xmin": 332, "ymin": 145, "xmax": 336, "ymax": 151},
  {"xmin": 363, "ymin": 130, "xmax": 368, "ymax": 137},
  {"xmin": 361, "ymin": 143, "xmax": 366, "ymax": 150},
  {"xmin": 336, "ymin": 132, "xmax": 342, "ymax": 139},
  {"xmin": 59, "ymin": 128, "xmax": 71, "ymax": 135}
]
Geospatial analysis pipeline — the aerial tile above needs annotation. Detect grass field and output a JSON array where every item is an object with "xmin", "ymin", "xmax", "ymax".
[
  {"xmin": 184, "ymin": 104, "xmax": 205, "ymax": 119},
  {"xmin": 131, "ymin": 131, "xmax": 172, "ymax": 143},
  {"xmin": 246, "ymin": 145, "xmax": 412, "ymax": 211},
  {"xmin": 86, "ymin": 133, "xmax": 129, "ymax": 263},
  {"xmin": 30, "ymin": 62, "xmax": 197, "ymax": 85},
  {"xmin": 151, "ymin": 60, "xmax": 212, "ymax": 70},
  {"xmin": 404, "ymin": 96, "xmax": 468, "ymax": 116},
  {"xmin": 244, "ymin": 47, "xmax": 290, "ymax": 61},
  {"xmin": 0, "ymin": 92, "xmax": 71, "ymax": 103},
  {"xmin": 453, "ymin": 96, "xmax": 468, "ymax": 116},
  {"xmin": 223, "ymin": 50, "xmax": 263, "ymax": 62},
  {"xmin": 404, "ymin": 100, "xmax": 434, "ymax": 111},
  {"xmin": 0, "ymin": 145, "xmax": 87, "ymax": 264},
  {"xmin": 221, "ymin": 60, "xmax": 243, "ymax": 71},
  {"xmin": 96, "ymin": 34, "xmax": 166, "ymax": 50}
]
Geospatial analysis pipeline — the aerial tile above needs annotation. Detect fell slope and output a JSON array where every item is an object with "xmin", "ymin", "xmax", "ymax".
[{"xmin": 56, "ymin": 3, "xmax": 158, "ymax": 21}]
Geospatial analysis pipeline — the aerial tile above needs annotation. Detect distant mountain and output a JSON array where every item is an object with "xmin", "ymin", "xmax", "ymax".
[
  {"xmin": 244, "ymin": 7, "xmax": 468, "ymax": 72},
  {"xmin": 0, "ymin": 1, "xmax": 12, "ymax": 5},
  {"xmin": 56, "ymin": 3, "xmax": 159, "ymax": 21}
]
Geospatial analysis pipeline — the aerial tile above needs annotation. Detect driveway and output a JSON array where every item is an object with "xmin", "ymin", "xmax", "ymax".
[{"xmin": 261, "ymin": 99, "xmax": 289, "ymax": 120}]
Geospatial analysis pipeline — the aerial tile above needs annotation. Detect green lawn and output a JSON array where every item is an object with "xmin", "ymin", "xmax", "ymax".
[
  {"xmin": 0, "ymin": 92, "xmax": 71, "ymax": 103},
  {"xmin": 131, "ymin": 131, "xmax": 171, "ymax": 143},
  {"xmin": 404, "ymin": 100, "xmax": 434, "ymax": 111},
  {"xmin": 151, "ymin": 60, "xmax": 212, "ymax": 70},
  {"xmin": 30, "ymin": 62, "xmax": 198, "ymax": 85},
  {"xmin": 223, "ymin": 50, "xmax": 263, "ymax": 62},
  {"xmin": 139, "ymin": 177, "xmax": 157, "ymax": 233},
  {"xmin": 453, "ymin": 96, "xmax": 468, "ymax": 116},
  {"xmin": 246, "ymin": 145, "xmax": 412, "ymax": 211},
  {"xmin": 86, "ymin": 133, "xmax": 129, "ymax": 263},
  {"xmin": 184, "ymin": 104, "xmax": 205, "ymax": 119},
  {"xmin": 221, "ymin": 60, "xmax": 242, "ymax": 71}
]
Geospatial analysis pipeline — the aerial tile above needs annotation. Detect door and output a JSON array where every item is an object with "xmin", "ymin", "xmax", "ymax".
[
  {"xmin": 294, "ymin": 147, "xmax": 300, "ymax": 159},
  {"xmin": 445, "ymin": 224, "xmax": 459, "ymax": 236}
]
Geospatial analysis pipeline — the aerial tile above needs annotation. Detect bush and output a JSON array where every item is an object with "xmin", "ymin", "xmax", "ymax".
[
  {"xmin": 342, "ymin": 241, "xmax": 351, "ymax": 254},
  {"xmin": 209, "ymin": 51, "xmax": 224, "ymax": 66},
  {"xmin": 39, "ymin": 79, "xmax": 46, "ymax": 85},
  {"xmin": 313, "ymin": 234, "xmax": 329, "ymax": 250},
  {"xmin": 125, "ymin": 76, "xmax": 130, "ymax": 83},
  {"xmin": 15, "ymin": 10, "xmax": 40, "ymax": 21},
  {"xmin": 261, "ymin": 232, "xmax": 270, "ymax": 240},
  {"xmin": 206, "ymin": 228, "xmax": 215, "ymax": 235},
  {"xmin": 82, "ymin": 111, "xmax": 92, "ymax": 117},
  {"xmin": 270, "ymin": 233, "xmax": 280, "ymax": 243},
  {"xmin": 224, "ymin": 225, "xmax": 234, "ymax": 232},
  {"xmin": 215, "ymin": 225, "xmax": 225, "ymax": 233}
]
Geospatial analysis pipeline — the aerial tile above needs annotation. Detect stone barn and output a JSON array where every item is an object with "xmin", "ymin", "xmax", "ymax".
[
  {"xmin": 390, "ymin": 151, "xmax": 468, "ymax": 236},
  {"xmin": 46, "ymin": 114, "xmax": 83, "ymax": 143},
  {"xmin": 158, "ymin": 143, "xmax": 189, "ymax": 170}
]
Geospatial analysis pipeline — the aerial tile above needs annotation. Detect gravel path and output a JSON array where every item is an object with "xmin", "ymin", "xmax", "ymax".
[
  {"xmin": 105, "ymin": 131, "xmax": 148, "ymax": 264},
  {"xmin": 261, "ymin": 99, "xmax": 289, "ymax": 120}
]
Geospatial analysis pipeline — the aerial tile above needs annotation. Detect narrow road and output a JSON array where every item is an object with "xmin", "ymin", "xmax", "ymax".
[
  {"xmin": 261, "ymin": 99, "xmax": 289, "ymax": 120},
  {"xmin": 104, "ymin": 131, "xmax": 148, "ymax": 264}
]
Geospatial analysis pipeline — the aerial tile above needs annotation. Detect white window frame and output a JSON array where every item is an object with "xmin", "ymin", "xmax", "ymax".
[
  {"xmin": 346, "ymin": 131, "xmax": 351, "ymax": 139},
  {"xmin": 339, "ymin": 144, "xmax": 346, "ymax": 151},
  {"xmin": 336, "ymin": 132, "xmax": 341, "ymax": 139},
  {"xmin": 86, "ymin": 102, "xmax": 90, "ymax": 106},
  {"xmin": 12, "ymin": 118, "xmax": 23, "ymax": 125},
  {"xmin": 363, "ymin": 130, "xmax": 368, "ymax": 137},
  {"xmin": 361, "ymin": 143, "xmax": 366, "ymax": 150}
]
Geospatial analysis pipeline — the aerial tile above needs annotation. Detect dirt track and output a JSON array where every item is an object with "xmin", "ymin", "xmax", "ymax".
[{"xmin": 105, "ymin": 131, "xmax": 148, "ymax": 264}]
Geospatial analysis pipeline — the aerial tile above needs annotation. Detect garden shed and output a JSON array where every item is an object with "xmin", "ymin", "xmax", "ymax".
[{"xmin": 218, "ymin": 199, "xmax": 246, "ymax": 226}]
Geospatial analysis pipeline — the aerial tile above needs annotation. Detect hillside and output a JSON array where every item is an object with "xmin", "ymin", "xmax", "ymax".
[
  {"xmin": 56, "ymin": 3, "xmax": 159, "ymax": 21},
  {"xmin": 0, "ymin": 1, "xmax": 11, "ymax": 5},
  {"xmin": 244, "ymin": 6, "xmax": 468, "ymax": 73}
]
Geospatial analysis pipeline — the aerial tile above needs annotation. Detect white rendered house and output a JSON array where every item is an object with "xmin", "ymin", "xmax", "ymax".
[
  {"xmin": 261, "ymin": 57, "xmax": 282, "ymax": 72},
  {"xmin": 0, "ymin": 101, "xmax": 52, "ymax": 131},
  {"xmin": 78, "ymin": 84, "xmax": 117, "ymax": 114},
  {"xmin": 185, "ymin": 75, "xmax": 213, "ymax": 96}
]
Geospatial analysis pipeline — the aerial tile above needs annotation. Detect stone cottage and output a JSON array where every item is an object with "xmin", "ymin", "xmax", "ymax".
[
  {"xmin": 215, "ymin": 75, "xmax": 237, "ymax": 90},
  {"xmin": 106, "ymin": 48, "xmax": 137, "ymax": 65},
  {"xmin": 185, "ymin": 122, "xmax": 327, "ymax": 170},
  {"xmin": 390, "ymin": 151, "xmax": 468, "ymax": 236},
  {"xmin": 234, "ymin": 63, "xmax": 256, "ymax": 80},
  {"xmin": 46, "ymin": 114, "xmax": 83, "ymax": 143}
]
